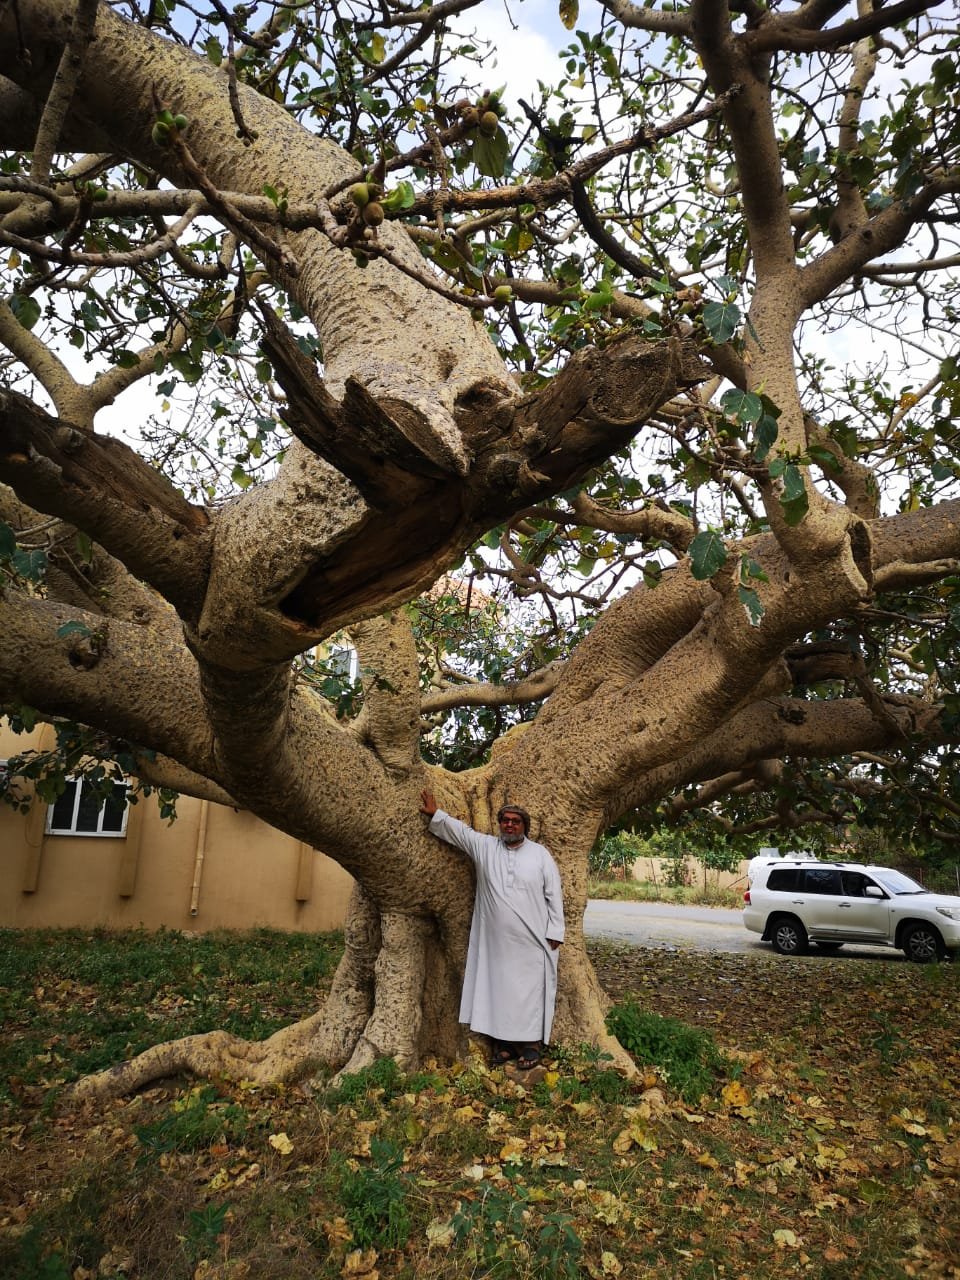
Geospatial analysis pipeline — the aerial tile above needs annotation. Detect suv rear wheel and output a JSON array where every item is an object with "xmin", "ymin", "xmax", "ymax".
[
  {"xmin": 902, "ymin": 922, "xmax": 946, "ymax": 963},
  {"xmin": 770, "ymin": 915, "xmax": 808, "ymax": 956}
]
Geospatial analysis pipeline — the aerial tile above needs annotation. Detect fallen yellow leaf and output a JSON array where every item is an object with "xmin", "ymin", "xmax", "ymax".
[{"xmin": 721, "ymin": 1080, "xmax": 751, "ymax": 1110}]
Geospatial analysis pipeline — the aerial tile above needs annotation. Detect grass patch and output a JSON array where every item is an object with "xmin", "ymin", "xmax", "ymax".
[{"xmin": 605, "ymin": 1001, "xmax": 730, "ymax": 1103}]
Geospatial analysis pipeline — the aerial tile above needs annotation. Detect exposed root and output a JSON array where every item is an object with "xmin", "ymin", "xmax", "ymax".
[{"xmin": 68, "ymin": 1009, "xmax": 328, "ymax": 1104}]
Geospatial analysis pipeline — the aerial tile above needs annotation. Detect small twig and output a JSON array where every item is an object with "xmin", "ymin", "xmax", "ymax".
[
  {"xmin": 225, "ymin": 30, "xmax": 258, "ymax": 144},
  {"xmin": 169, "ymin": 130, "xmax": 296, "ymax": 276}
]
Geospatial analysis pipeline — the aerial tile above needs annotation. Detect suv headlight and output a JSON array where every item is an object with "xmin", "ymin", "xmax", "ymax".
[{"xmin": 936, "ymin": 907, "xmax": 960, "ymax": 921}]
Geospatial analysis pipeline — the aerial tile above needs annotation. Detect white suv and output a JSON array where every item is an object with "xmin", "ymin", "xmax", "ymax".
[{"xmin": 743, "ymin": 859, "xmax": 960, "ymax": 962}]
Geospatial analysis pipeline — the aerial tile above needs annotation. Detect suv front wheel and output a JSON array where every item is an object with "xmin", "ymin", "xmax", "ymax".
[
  {"xmin": 770, "ymin": 915, "xmax": 808, "ymax": 956},
  {"xmin": 902, "ymin": 922, "xmax": 946, "ymax": 963}
]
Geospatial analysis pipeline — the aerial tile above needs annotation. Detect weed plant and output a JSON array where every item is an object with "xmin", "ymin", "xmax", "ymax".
[
  {"xmin": 337, "ymin": 1137, "xmax": 412, "ymax": 1250},
  {"xmin": 451, "ymin": 1179, "xmax": 585, "ymax": 1279},
  {"xmin": 134, "ymin": 1085, "xmax": 249, "ymax": 1158}
]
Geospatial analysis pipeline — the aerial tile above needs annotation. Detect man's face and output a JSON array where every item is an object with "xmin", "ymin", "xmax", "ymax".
[{"xmin": 499, "ymin": 811, "xmax": 525, "ymax": 846}]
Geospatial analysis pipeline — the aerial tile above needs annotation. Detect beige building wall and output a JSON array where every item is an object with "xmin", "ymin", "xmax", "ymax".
[
  {"xmin": 0, "ymin": 723, "xmax": 353, "ymax": 933},
  {"xmin": 630, "ymin": 855, "xmax": 750, "ymax": 894}
]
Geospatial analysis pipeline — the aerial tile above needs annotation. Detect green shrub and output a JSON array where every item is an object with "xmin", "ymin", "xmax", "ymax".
[
  {"xmin": 533, "ymin": 1062, "xmax": 634, "ymax": 1106},
  {"xmin": 606, "ymin": 1001, "xmax": 729, "ymax": 1103},
  {"xmin": 339, "ymin": 1137, "xmax": 411, "ymax": 1250}
]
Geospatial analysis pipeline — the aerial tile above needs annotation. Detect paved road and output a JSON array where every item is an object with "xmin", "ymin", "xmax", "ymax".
[
  {"xmin": 583, "ymin": 898, "xmax": 903, "ymax": 962},
  {"xmin": 584, "ymin": 899, "xmax": 752, "ymax": 953}
]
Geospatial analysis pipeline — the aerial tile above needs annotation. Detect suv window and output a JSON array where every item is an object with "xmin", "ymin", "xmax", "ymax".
[
  {"xmin": 767, "ymin": 868, "xmax": 801, "ymax": 891},
  {"xmin": 802, "ymin": 867, "xmax": 843, "ymax": 894},
  {"xmin": 841, "ymin": 870, "xmax": 871, "ymax": 897}
]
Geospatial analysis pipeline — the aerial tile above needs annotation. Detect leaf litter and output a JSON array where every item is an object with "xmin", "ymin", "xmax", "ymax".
[{"xmin": 1, "ymin": 929, "xmax": 959, "ymax": 1278}]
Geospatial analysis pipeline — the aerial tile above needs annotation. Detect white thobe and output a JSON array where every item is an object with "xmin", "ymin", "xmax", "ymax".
[{"xmin": 429, "ymin": 809, "xmax": 565, "ymax": 1042}]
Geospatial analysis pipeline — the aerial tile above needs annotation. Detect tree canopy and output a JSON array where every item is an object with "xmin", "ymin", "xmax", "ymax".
[{"xmin": 2, "ymin": 0, "xmax": 960, "ymax": 1089}]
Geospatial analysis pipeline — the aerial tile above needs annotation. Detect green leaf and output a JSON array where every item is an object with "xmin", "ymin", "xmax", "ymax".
[
  {"xmin": 688, "ymin": 529, "xmax": 728, "ymax": 580},
  {"xmin": 11, "ymin": 548, "xmax": 47, "ymax": 581},
  {"xmin": 781, "ymin": 463, "xmax": 806, "ymax": 502},
  {"xmin": 204, "ymin": 36, "xmax": 223, "ymax": 65},
  {"xmin": 829, "ymin": 421, "xmax": 859, "ymax": 459},
  {"xmin": 780, "ymin": 482, "xmax": 809, "ymax": 528},
  {"xmin": 806, "ymin": 443, "xmax": 842, "ymax": 474},
  {"xmin": 56, "ymin": 621, "xmax": 94, "ymax": 640},
  {"xmin": 0, "ymin": 521, "xmax": 16, "ymax": 561},
  {"xmin": 720, "ymin": 388, "xmax": 763, "ymax": 425},
  {"xmin": 738, "ymin": 584, "xmax": 764, "ymax": 626},
  {"xmin": 10, "ymin": 293, "xmax": 41, "ymax": 330},
  {"xmin": 702, "ymin": 299, "xmax": 740, "ymax": 345},
  {"xmin": 35, "ymin": 774, "xmax": 66, "ymax": 803},
  {"xmin": 370, "ymin": 32, "xmax": 386, "ymax": 64},
  {"xmin": 754, "ymin": 413, "xmax": 779, "ymax": 461},
  {"xmin": 471, "ymin": 128, "xmax": 510, "ymax": 179},
  {"xmin": 741, "ymin": 556, "xmax": 769, "ymax": 584},
  {"xmin": 780, "ymin": 498, "xmax": 808, "ymax": 527},
  {"xmin": 381, "ymin": 181, "xmax": 416, "ymax": 212},
  {"xmin": 504, "ymin": 223, "xmax": 535, "ymax": 254}
]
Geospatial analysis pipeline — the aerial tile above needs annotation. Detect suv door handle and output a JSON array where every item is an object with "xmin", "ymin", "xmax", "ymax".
[{"xmin": 838, "ymin": 903, "xmax": 852, "ymax": 909}]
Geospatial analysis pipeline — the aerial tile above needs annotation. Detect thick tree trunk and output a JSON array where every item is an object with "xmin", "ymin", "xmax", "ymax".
[{"xmin": 71, "ymin": 902, "xmax": 626, "ymax": 1105}]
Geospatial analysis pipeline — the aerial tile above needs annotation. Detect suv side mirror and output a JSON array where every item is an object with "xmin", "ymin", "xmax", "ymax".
[{"xmin": 864, "ymin": 885, "xmax": 884, "ymax": 899}]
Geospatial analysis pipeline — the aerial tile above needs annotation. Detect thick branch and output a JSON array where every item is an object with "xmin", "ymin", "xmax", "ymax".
[
  {"xmin": 421, "ymin": 662, "xmax": 563, "ymax": 715},
  {"xmin": 349, "ymin": 611, "xmax": 423, "ymax": 776},
  {"xmin": 801, "ymin": 176, "xmax": 960, "ymax": 307},
  {"xmin": 0, "ymin": 591, "xmax": 221, "ymax": 783},
  {"xmin": 609, "ymin": 693, "xmax": 945, "ymax": 826},
  {"xmin": 0, "ymin": 389, "xmax": 212, "ymax": 620}
]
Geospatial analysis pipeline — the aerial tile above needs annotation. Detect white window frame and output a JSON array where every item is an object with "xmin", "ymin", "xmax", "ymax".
[
  {"xmin": 327, "ymin": 643, "xmax": 360, "ymax": 681},
  {"xmin": 45, "ymin": 775, "xmax": 130, "ymax": 838}
]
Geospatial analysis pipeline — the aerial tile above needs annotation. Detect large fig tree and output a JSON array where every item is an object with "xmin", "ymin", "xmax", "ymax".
[{"xmin": 1, "ymin": 0, "xmax": 959, "ymax": 1099}]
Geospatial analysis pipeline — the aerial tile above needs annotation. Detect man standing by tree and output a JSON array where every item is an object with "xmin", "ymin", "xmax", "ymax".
[{"xmin": 420, "ymin": 791, "xmax": 564, "ymax": 1068}]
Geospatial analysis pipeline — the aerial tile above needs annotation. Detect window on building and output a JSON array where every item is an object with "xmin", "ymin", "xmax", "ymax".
[
  {"xmin": 327, "ymin": 644, "xmax": 359, "ymax": 680},
  {"xmin": 46, "ymin": 777, "xmax": 129, "ymax": 837}
]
